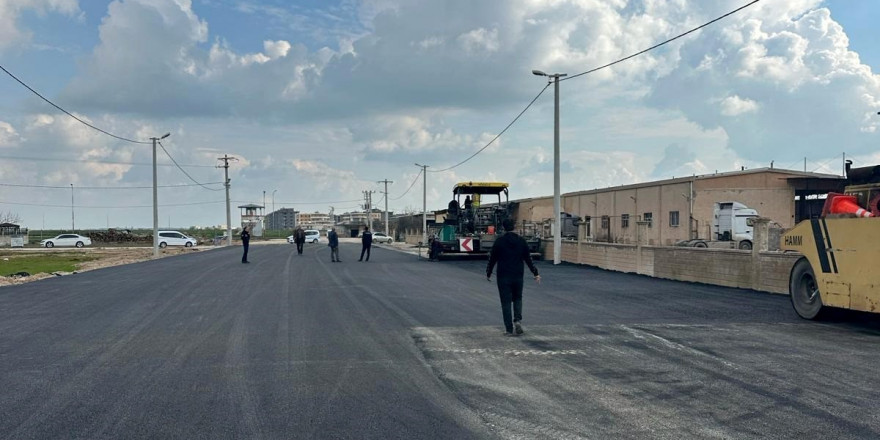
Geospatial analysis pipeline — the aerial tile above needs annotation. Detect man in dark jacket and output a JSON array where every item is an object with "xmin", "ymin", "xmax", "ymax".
[
  {"xmin": 328, "ymin": 227, "xmax": 340, "ymax": 262},
  {"xmin": 293, "ymin": 226, "xmax": 306, "ymax": 255},
  {"xmin": 487, "ymin": 219, "xmax": 540, "ymax": 336},
  {"xmin": 240, "ymin": 225, "xmax": 251, "ymax": 264},
  {"xmin": 358, "ymin": 226, "xmax": 373, "ymax": 262}
]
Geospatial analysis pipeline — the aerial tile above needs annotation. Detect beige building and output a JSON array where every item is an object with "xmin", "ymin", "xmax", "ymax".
[
  {"xmin": 296, "ymin": 212, "xmax": 334, "ymax": 232},
  {"xmin": 512, "ymin": 168, "xmax": 843, "ymax": 246}
]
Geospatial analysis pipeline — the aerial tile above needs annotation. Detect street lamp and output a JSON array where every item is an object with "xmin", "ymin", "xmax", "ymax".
[
  {"xmin": 271, "ymin": 189, "xmax": 277, "ymax": 232},
  {"xmin": 150, "ymin": 132, "xmax": 171, "ymax": 257},
  {"xmin": 415, "ymin": 163, "xmax": 429, "ymax": 246},
  {"xmin": 533, "ymin": 69, "xmax": 567, "ymax": 265}
]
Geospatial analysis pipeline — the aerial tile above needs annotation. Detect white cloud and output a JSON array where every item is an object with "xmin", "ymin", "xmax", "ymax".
[
  {"xmin": 719, "ymin": 95, "xmax": 759, "ymax": 116},
  {"xmin": 0, "ymin": 121, "xmax": 21, "ymax": 147},
  {"xmin": 0, "ymin": 0, "xmax": 81, "ymax": 53},
  {"xmin": 457, "ymin": 28, "xmax": 499, "ymax": 54}
]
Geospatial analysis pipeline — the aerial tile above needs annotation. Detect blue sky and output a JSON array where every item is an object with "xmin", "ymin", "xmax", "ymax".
[{"xmin": 1, "ymin": 0, "xmax": 878, "ymax": 229}]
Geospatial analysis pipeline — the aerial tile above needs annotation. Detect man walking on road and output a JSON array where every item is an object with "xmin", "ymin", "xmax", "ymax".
[
  {"xmin": 487, "ymin": 219, "xmax": 540, "ymax": 336},
  {"xmin": 358, "ymin": 225, "xmax": 373, "ymax": 262},
  {"xmin": 240, "ymin": 225, "xmax": 251, "ymax": 264},
  {"xmin": 293, "ymin": 226, "xmax": 306, "ymax": 255},
  {"xmin": 328, "ymin": 227, "xmax": 341, "ymax": 262}
]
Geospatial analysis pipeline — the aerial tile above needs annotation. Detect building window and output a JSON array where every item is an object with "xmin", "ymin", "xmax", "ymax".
[
  {"xmin": 601, "ymin": 215, "xmax": 609, "ymax": 229},
  {"xmin": 669, "ymin": 211, "xmax": 680, "ymax": 227},
  {"xmin": 621, "ymin": 214, "xmax": 629, "ymax": 229},
  {"xmin": 643, "ymin": 212, "xmax": 653, "ymax": 228}
]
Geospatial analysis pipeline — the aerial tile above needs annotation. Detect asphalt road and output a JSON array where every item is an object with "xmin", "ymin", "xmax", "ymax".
[{"xmin": 1, "ymin": 242, "xmax": 879, "ymax": 439}]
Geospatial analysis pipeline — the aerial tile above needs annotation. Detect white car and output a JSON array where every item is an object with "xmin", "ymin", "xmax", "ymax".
[
  {"xmin": 157, "ymin": 230, "xmax": 198, "ymax": 248},
  {"xmin": 372, "ymin": 232, "xmax": 393, "ymax": 244},
  {"xmin": 304, "ymin": 230, "xmax": 321, "ymax": 243},
  {"xmin": 41, "ymin": 234, "xmax": 92, "ymax": 248}
]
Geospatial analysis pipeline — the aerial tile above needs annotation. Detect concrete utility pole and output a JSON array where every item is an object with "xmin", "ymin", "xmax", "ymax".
[
  {"xmin": 218, "ymin": 154, "xmax": 238, "ymax": 246},
  {"xmin": 378, "ymin": 179, "xmax": 393, "ymax": 236},
  {"xmin": 532, "ymin": 70, "xmax": 567, "ymax": 265},
  {"xmin": 151, "ymin": 133, "xmax": 170, "ymax": 257},
  {"xmin": 415, "ymin": 163, "xmax": 428, "ymax": 245},
  {"xmin": 70, "ymin": 183, "xmax": 74, "ymax": 232}
]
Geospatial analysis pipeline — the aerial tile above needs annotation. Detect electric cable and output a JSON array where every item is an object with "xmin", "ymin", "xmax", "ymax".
[
  {"xmin": 158, "ymin": 141, "xmax": 223, "ymax": 191},
  {"xmin": 390, "ymin": 169, "xmax": 423, "ymax": 200},
  {"xmin": 0, "ymin": 182, "xmax": 224, "ymax": 190},
  {"xmin": 561, "ymin": 0, "xmax": 761, "ymax": 82},
  {"xmin": 428, "ymin": 84, "xmax": 550, "ymax": 173},
  {"xmin": 0, "ymin": 63, "xmax": 151, "ymax": 145},
  {"xmin": 0, "ymin": 155, "xmax": 216, "ymax": 168},
  {"xmin": 0, "ymin": 200, "xmax": 225, "ymax": 209}
]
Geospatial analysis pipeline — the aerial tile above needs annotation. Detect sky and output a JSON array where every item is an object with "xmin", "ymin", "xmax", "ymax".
[{"xmin": 0, "ymin": 0, "xmax": 878, "ymax": 230}]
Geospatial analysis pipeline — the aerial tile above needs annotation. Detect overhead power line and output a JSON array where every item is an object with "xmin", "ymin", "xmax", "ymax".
[
  {"xmin": 562, "ymin": 0, "xmax": 761, "ymax": 82},
  {"xmin": 0, "ymin": 155, "xmax": 216, "ymax": 168},
  {"xmin": 390, "ymin": 169, "xmax": 423, "ymax": 200},
  {"xmin": 0, "ymin": 200, "xmax": 225, "ymax": 209},
  {"xmin": 429, "ymin": 84, "xmax": 550, "ymax": 173},
  {"xmin": 0, "ymin": 182, "xmax": 224, "ymax": 190},
  {"xmin": 0, "ymin": 63, "xmax": 150, "ymax": 145},
  {"xmin": 158, "ymin": 141, "xmax": 223, "ymax": 191}
]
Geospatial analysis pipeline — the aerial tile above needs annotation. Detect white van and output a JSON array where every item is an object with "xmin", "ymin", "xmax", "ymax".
[
  {"xmin": 157, "ymin": 230, "xmax": 198, "ymax": 248},
  {"xmin": 304, "ymin": 230, "xmax": 321, "ymax": 243}
]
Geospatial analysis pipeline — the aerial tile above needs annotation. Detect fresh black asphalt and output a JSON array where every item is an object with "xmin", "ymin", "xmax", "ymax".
[{"xmin": 1, "ymin": 242, "xmax": 879, "ymax": 439}]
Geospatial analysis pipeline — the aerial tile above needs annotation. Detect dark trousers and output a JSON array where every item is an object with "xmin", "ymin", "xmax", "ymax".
[
  {"xmin": 497, "ymin": 277, "xmax": 523, "ymax": 333},
  {"xmin": 296, "ymin": 242, "xmax": 304, "ymax": 254},
  {"xmin": 359, "ymin": 245, "xmax": 371, "ymax": 261},
  {"xmin": 330, "ymin": 246, "xmax": 339, "ymax": 261},
  {"xmin": 241, "ymin": 242, "xmax": 249, "ymax": 262}
]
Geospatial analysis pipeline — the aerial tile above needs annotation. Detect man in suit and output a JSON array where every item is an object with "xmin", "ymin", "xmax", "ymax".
[{"xmin": 240, "ymin": 225, "xmax": 251, "ymax": 264}]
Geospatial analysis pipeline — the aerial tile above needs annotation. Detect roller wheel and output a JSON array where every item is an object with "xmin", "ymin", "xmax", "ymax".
[{"xmin": 790, "ymin": 258, "xmax": 823, "ymax": 319}]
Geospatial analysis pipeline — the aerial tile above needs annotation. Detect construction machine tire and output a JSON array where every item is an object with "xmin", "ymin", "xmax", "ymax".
[
  {"xmin": 694, "ymin": 241, "xmax": 708, "ymax": 248},
  {"xmin": 790, "ymin": 258, "xmax": 824, "ymax": 320},
  {"xmin": 738, "ymin": 240, "xmax": 752, "ymax": 250}
]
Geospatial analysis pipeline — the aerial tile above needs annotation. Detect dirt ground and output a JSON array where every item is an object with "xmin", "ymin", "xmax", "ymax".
[{"xmin": 0, "ymin": 246, "xmax": 207, "ymax": 287}]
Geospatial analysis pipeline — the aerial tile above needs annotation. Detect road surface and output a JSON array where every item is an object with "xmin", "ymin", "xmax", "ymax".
[{"xmin": 1, "ymin": 242, "xmax": 879, "ymax": 439}]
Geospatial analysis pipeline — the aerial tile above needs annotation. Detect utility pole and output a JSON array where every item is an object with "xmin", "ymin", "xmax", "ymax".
[
  {"xmin": 70, "ymin": 183, "xmax": 74, "ymax": 232},
  {"xmin": 363, "ymin": 190, "xmax": 376, "ymax": 231},
  {"xmin": 218, "ymin": 154, "xmax": 238, "ymax": 246},
  {"xmin": 151, "ymin": 133, "xmax": 170, "ymax": 257},
  {"xmin": 415, "ymin": 163, "xmax": 428, "ymax": 245},
  {"xmin": 378, "ymin": 179, "xmax": 394, "ymax": 236},
  {"xmin": 532, "ymin": 70, "xmax": 567, "ymax": 264}
]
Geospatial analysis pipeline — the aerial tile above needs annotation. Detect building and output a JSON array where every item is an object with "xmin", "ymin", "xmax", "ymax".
[
  {"xmin": 296, "ymin": 211, "xmax": 334, "ymax": 232},
  {"xmin": 266, "ymin": 208, "xmax": 297, "ymax": 231},
  {"xmin": 511, "ymin": 167, "xmax": 844, "ymax": 246}
]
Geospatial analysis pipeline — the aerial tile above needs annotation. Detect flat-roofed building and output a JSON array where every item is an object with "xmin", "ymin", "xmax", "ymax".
[{"xmin": 512, "ymin": 167, "xmax": 844, "ymax": 246}]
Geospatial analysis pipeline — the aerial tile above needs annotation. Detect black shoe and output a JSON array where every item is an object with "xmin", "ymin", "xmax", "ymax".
[
  {"xmin": 331, "ymin": 260, "xmax": 336, "ymax": 262},
  {"xmin": 242, "ymin": 261, "xmax": 250, "ymax": 264},
  {"xmin": 358, "ymin": 259, "xmax": 362, "ymax": 262},
  {"xmin": 514, "ymin": 322, "xmax": 523, "ymax": 335},
  {"xmin": 503, "ymin": 331, "xmax": 516, "ymax": 337}
]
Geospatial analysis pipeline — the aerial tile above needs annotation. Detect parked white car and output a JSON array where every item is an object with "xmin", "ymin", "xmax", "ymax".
[
  {"xmin": 304, "ymin": 230, "xmax": 321, "ymax": 243},
  {"xmin": 372, "ymin": 232, "xmax": 393, "ymax": 244},
  {"xmin": 40, "ymin": 234, "xmax": 92, "ymax": 248},
  {"xmin": 157, "ymin": 231, "xmax": 198, "ymax": 248}
]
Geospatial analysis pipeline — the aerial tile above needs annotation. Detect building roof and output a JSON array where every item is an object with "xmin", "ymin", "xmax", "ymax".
[
  {"xmin": 237, "ymin": 204, "xmax": 264, "ymax": 209},
  {"xmin": 529, "ymin": 167, "xmax": 843, "ymax": 201}
]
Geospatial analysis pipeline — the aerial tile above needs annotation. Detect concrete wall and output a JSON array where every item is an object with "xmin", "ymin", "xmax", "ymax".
[{"xmin": 543, "ymin": 240, "xmax": 800, "ymax": 294}]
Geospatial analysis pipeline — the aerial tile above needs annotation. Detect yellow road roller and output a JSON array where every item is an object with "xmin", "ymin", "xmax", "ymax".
[{"xmin": 781, "ymin": 164, "xmax": 880, "ymax": 319}]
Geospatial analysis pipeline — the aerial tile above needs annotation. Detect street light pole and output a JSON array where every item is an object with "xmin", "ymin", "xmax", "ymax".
[
  {"xmin": 415, "ymin": 163, "xmax": 428, "ymax": 245},
  {"xmin": 151, "ymin": 133, "xmax": 171, "ymax": 257},
  {"xmin": 533, "ymin": 69, "xmax": 567, "ymax": 265},
  {"xmin": 272, "ymin": 189, "xmax": 277, "ymax": 232}
]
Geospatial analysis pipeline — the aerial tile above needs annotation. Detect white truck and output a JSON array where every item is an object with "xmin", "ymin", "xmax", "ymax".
[{"xmin": 677, "ymin": 201, "xmax": 758, "ymax": 250}]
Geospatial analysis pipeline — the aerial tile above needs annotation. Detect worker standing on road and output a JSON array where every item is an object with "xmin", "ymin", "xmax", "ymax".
[
  {"xmin": 240, "ymin": 225, "xmax": 251, "ymax": 264},
  {"xmin": 293, "ymin": 226, "xmax": 306, "ymax": 255},
  {"xmin": 486, "ymin": 219, "xmax": 540, "ymax": 336},
  {"xmin": 328, "ymin": 227, "xmax": 341, "ymax": 262},
  {"xmin": 358, "ymin": 225, "xmax": 373, "ymax": 262}
]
